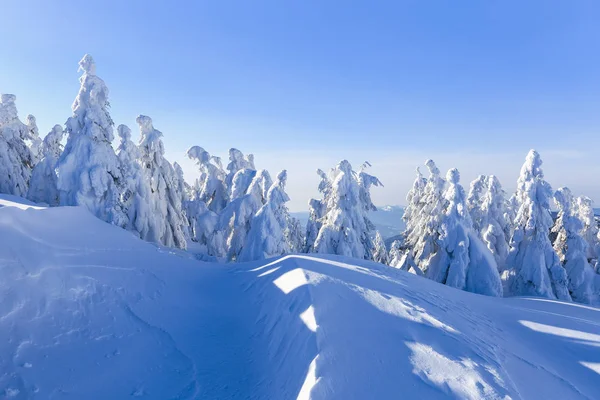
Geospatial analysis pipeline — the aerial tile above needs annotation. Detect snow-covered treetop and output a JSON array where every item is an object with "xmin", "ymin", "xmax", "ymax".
[
  {"xmin": 187, "ymin": 146, "xmax": 211, "ymax": 165},
  {"xmin": 425, "ymin": 159, "xmax": 439, "ymax": 176},
  {"xmin": 66, "ymin": 54, "xmax": 113, "ymax": 143},
  {"xmin": 117, "ymin": 124, "xmax": 140, "ymax": 165},
  {"xmin": 517, "ymin": 149, "xmax": 544, "ymax": 191},
  {"xmin": 137, "ymin": 115, "xmax": 164, "ymax": 158},
  {"xmin": 78, "ymin": 54, "xmax": 96, "ymax": 75},
  {"xmin": 0, "ymin": 94, "xmax": 18, "ymax": 128},
  {"xmin": 266, "ymin": 170, "xmax": 290, "ymax": 205},
  {"xmin": 358, "ymin": 161, "xmax": 383, "ymax": 213},
  {"xmin": 117, "ymin": 124, "xmax": 132, "ymax": 142},
  {"xmin": 42, "ymin": 125, "xmax": 64, "ymax": 157},
  {"xmin": 25, "ymin": 115, "xmax": 39, "ymax": 136}
]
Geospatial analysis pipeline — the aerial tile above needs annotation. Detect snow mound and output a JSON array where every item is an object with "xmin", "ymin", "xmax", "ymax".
[{"xmin": 0, "ymin": 200, "xmax": 599, "ymax": 399}]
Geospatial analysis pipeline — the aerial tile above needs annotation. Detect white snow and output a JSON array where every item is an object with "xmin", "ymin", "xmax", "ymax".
[{"xmin": 0, "ymin": 197, "xmax": 599, "ymax": 399}]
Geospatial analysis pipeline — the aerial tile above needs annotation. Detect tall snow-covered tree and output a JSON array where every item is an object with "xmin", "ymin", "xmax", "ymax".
[
  {"xmin": 576, "ymin": 196, "xmax": 599, "ymax": 261},
  {"xmin": 505, "ymin": 150, "xmax": 571, "ymax": 301},
  {"xmin": 187, "ymin": 146, "xmax": 227, "ymax": 213},
  {"xmin": 408, "ymin": 159, "xmax": 446, "ymax": 274},
  {"xmin": 552, "ymin": 187, "xmax": 595, "ymax": 303},
  {"xmin": 219, "ymin": 169, "xmax": 273, "ymax": 261},
  {"xmin": 239, "ymin": 170, "xmax": 293, "ymax": 261},
  {"xmin": 115, "ymin": 124, "xmax": 153, "ymax": 237},
  {"xmin": 311, "ymin": 160, "xmax": 381, "ymax": 260},
  {"xmin": 480, "ymin": 175, "xmax": 510, "ymax": 269},
  {"xmin": 137, "ymin": 115, "xmax": 187, "ymax": 249},
  {"xmin": 427, "ymin": 168, "xmax": 502, "ymax": 297},
  {"xmin": 56, "ymin": 55, "xmax": 125, "ymax": 225},
  {"xmin": 0, "ymin": 94, "xmax": 34, "ymax": 197},
  {"xmin": 402, "ymin": 167, "xmax": 426, "ymax": 247},
  {"xmin": 25, "ymin": 114, "xmax": 43, "ymax": 164},
  {"xmin": 466, "ymin": 174, "xmax": 488, "ymax": 234},
  {"xmin": 305, "ymin": 169, "xmax": 331, "ymax": 252},
  {"xmin": 225, "ymin": 148, "xmax": 254, "ymax": 198},
  {"xmin": 27, "ymin": 125, "xmax": 64, "ymax": 205}
]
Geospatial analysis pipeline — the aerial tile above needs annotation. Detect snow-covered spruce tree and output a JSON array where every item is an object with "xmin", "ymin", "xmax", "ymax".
[
  {"xmin": 27, "ymin": 125, "xmax": 64, "ymax": 205},
  {"xmin": 56, "ymin": 55, "xmax": 125, "ymax": 226},
  {"xmin": 187, "ymin": 146, "xmax": 227, "ymax": 213},
  {"xmin": 408, "ymin": 159, "xmax": 446, "ymax": 274},
  {"xmin": 25, "ymin": 114, "xmax": 43, "ymax": 164},
  {"xmin": 552, "ymin": 187, "xmax": 595, "ymax": 303},
  {"xmin": 225, "ymin": 148, "xmax": 255, "ymax": 198},
  {"xmin": 505, "ymin": 150, "xmax": 571, "ymax": 300},
  {"xmin": 312, "ymin": 160, "xmax": 381, "ymax": 260},
  {"xmin": 219, "ymin": 169, "xmax": 272, "ymax": 261},
  {"xmin": 402, "ymin": 167, "xmax": 427, "ymax": 248},
  {"xmin": 115, "ymin": 124, "xmax": 153, "ymax": 237},
  {"xmin": 137, "ymin": 115, "xmax": 187, "ymax": 249},
  {"xmin": 388, "ymin": 240, "xmax": 404, "ymax": 267},
  {"xmin": 305, "ymin": 169, "xmax": 331, "ymax": 252},
  {"xmin": 239, "ymin": 170, "xmax": 293, "ymax": 261},
  {"xmin": 576, "ymin": 196, "xmax": 599, "ymax": 261},
  {"xmin": 286, "ymin": 215, "xmax": 305, "ymax": 253},
  {"xmin": 173, "ymin": 162, "xmax": 191, "ymax": 239},
  {"xmin": 0, "ymin": 94, "xmax": 34, "ymax": 197},
  {"xmin": 480, "ymin": 175, "xmax": 510, "ymax": 270},
  {"xmin": 372, "ymin": 231, "xmax": 388, "ymax": 264},
  {"xmin": 467, "ymin": 174, "xmax": 488, "ymax": 234},
  {"xmin": 427, "ymin": 168, "xmax": 502, "ymax": 296}
]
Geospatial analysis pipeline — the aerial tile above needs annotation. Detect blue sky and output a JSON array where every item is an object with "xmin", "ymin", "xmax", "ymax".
[{"xmin": 1, "ymin": 0, "xmax": 600, "ymax": 210}]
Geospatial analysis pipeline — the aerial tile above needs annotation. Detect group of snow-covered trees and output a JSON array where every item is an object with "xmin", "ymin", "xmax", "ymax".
[
  {"xmin": 0, "ymin": 55, "xmax": 383, "ymax": 265},
  {"xmin": 392, "ymin": 150, "xmax": 600, "ymax": 303},
  {"xmin": 1, "ymin": 55, "xmax": 599, "ymax": 304}
]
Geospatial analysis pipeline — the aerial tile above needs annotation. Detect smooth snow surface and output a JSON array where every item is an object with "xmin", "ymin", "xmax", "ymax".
[{"xmin": 1, "ymin": 197, "xmax": 599, "ymax": 399}]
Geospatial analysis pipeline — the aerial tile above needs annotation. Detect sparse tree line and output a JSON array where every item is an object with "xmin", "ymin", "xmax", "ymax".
[{"xmin": 1, "ymin": 55, "xmax": 598, "ymax": 304}]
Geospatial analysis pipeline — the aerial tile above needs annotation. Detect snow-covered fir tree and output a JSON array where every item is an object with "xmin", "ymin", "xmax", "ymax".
[
  {"xmin": 311, "ymin": 160, "xmax": 381, "ymax": 260},
  {"xmin": 427, "ymin": 168, "xmax": 502, "ymax": 297},
  {"xmin": 219, "ymin": 169, "xmax": 272, "ymax": 261},
  {"xmin": 479, "ymin": 175, "xmax": 510, "ymax": 269},
  {"xmin": 305, "ymin": 169, "xmax": 331, "ymax": 252},
  {"xmin": 25, "ymin": 114, "xmax": 43, "ymax": 164},
  {"xmin": 0, "ymin": 94, "xmax": 34, "ymax": 197},
  {"xmin": 388, "ymin": 240, "xmax": 404, "ymax": 267},
  {"xmin": 552, "ymin": 187, "xmax": 595, "ymax": 303},
  {"xmin": 407, "ymin": 159, "xmax": 446, "ymax": 274},
  {"xmin": 115, "ymin": 124, "xmax": 153, "ymax": 236},
  {"xmin": 239, "ymin": 170, "xmax": 293, "ymax": 261},
  {"xmin": 466, "ymin": 174, "xmax": 488, "ymax": 234},
  {"xmin": 187, "ymin": 146, "xmax": 227, "ymax": 213},
  {"xmin": 576, "ymin": 196, "xmax": 599, "ymax": 261},
  {"xmin": 372, "ymin": 231, "xmax": 388, "ymax": 264},
  {"xmin": 505, "ymin": 150, "xmax": 571, "ymax": 301},
  {"xmin": 56, "ymin": 55, "xmax": 125, "ymax": 226},
  {"xmin": 285, "ymin": 215, "xmax": 305, "ymax": 253},
  {"xmin": 402, "ymin": 167, "xmax": 426, "ymax": 248},
  {"xmin": 137, "ymin": 115, "xmax": 187, "ymax": 249},
  {"xmin": 27, "ymin": 125, "xmax": 64, "ymax": 205},
  {"xmin": 225, "ymin": 148, "xmax": 255, "ymax": 198}
]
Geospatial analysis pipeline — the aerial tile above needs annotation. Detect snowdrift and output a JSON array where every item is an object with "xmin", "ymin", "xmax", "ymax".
[{"xmin": 1, "ymin": 197, "xmax": 599, "ymax": 399}]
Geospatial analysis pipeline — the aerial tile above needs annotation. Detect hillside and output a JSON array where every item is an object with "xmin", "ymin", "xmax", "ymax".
[{"xmin": 1, "ymin": 197, "xmax": 599, "ymax": 399}]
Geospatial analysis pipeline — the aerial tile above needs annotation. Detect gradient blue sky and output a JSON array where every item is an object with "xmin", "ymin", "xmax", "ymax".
[{"xmin": 2, "ymin": 0, "xmax": 599, "ymax": 210}]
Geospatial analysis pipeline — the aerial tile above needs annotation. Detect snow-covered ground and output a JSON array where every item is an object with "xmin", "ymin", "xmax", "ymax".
[{"xmin": 1, "ymin": 196, "xmax": 599, "ymax": 399}]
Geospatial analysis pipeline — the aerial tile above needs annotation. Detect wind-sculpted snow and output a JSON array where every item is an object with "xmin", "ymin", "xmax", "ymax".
[{"xmin": 0, "ymin": 197, "xmax": 599, "ymax": 399}]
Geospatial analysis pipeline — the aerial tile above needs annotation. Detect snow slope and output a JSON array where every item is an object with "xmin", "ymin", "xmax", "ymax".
[{"xmin": 1, "ymin": 196, "xmax": 599, "ymax": 399}]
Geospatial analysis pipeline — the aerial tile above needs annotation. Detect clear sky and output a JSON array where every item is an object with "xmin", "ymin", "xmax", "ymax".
[{"xmin": 1, "ymin": 0, "xmax": 599, "ymax": 210}]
